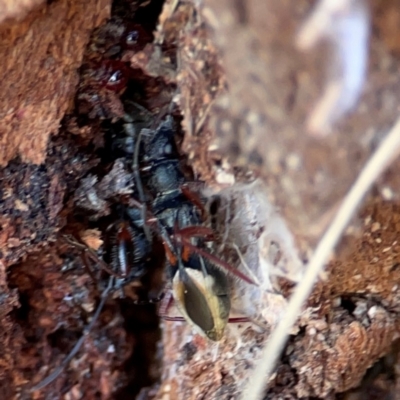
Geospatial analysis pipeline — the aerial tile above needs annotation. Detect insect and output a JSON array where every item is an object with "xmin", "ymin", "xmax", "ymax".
[
  {"xmin": 119, "ymin": 114, "xmax": 256, "ymax": 340},
  {"xmin": 105, "ymin": 112, "xmax": 256, "ymax": 339}
]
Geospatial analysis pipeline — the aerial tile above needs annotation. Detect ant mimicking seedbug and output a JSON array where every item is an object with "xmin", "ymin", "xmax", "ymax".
[
  {"xmin": 118, "ymin": 114, "xmax": 256, "ymax": 338},
  {"xmin": 31, "ymin": 113, "xmax": 256, "ymax": 392}
]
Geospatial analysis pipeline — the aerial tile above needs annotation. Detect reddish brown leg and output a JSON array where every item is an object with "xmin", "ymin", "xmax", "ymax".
[
  {"xmin": 177, "ymin": 237, "xmax": 257, "ymax": 286},
  {"xmin": 164, "ymin": 316, "xmax": 250, "ymax": 323},
  {"xmin": 163, "ymin": 243, "xmax": 177, "ymax": 265},
  {"xmin": 174, "ymin": 225, "xmax": 215, "ymax": 240},
  {"xmin": 114, "ymin": 221, "xmax": 136, "ymax": 278},
  {"xmin": 181, "ymin": 184, "xmax": 207, "ymax": 220},
  {"xmin": 158, "ymin": 291, "xmax": 186, "ymax": 322},
  {"xmin": 181, "ymin": 244, "xmax": 191, "ymax": 262},
  {"xmin": 159, "ymin": 291, "xmax": 252, "ymax": 324},
  {"xmin": 158, "ymin": 290, "xmax": 172, "ymax": 316},
  {"xmin": 171, "ymin": 225, "xmax": 254, "ymax": 284},
  {"xmin": 228, "ymin": 317, "xmax": 251, "ymax": 323},
  {"xmin": 163, "ymin": 316, "xmax": 186, "ymax": 322}
]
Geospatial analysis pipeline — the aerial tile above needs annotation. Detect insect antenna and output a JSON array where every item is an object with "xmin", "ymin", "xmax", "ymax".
[
  {"xmin": 174, "ymin": 235, "xmax": 257, "ymax": 286},
  {"xmin": 31, "ymin": 277, "xmax": 114, "ymax": 391},
  {"xmin": 132, "ymin": 127, "xmax": 152, "ymax": 242}
]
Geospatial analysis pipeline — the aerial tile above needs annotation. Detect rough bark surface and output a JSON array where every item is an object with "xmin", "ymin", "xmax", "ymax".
[{"xmin": 0, "ymin": 0, "xmax": 110, "ymax": 165}]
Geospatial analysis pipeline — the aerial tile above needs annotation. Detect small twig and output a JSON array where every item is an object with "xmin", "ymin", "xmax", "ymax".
[{"xmin": 241, "ymin": 117, "xmax": 400, "ymax": 400}]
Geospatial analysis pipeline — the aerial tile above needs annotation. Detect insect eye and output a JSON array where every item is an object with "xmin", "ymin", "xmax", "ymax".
[
  {"xmin": 99, "ymin": 60, "xmax": 128, "ymax": 92},
  {"xmin": 123, "ymin": 24, "xmax": 152, "ymax": 51},
  {"xmin": 108, "ymin": 70, "xmax": 122, "ymax": 84},
  {"xmin": 126, "ymin": 30, "xmax": 139, "ymax": 46}
]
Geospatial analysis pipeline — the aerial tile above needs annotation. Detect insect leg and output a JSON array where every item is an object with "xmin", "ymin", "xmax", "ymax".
[
  {"xmin": 227, "ymin": 317, "xmax": 251, "ymax": 323},
  {"xmin": 162, "ymin": 316, "xmax": 186, "ymax": 322},
  {"xmin": 176, "ymin": 237, "xmax": 257, "ymax": 286},
  {"xmin": 174, "ymin": 225, "xmax": 215, "ymax": 240},
  {"xmin": 157, "ymin": 290, "xmax": 173, "ymax": 316},
  {"xmin": 180, "ymin": 184, "xmax": 207, "ymax": 220}
]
